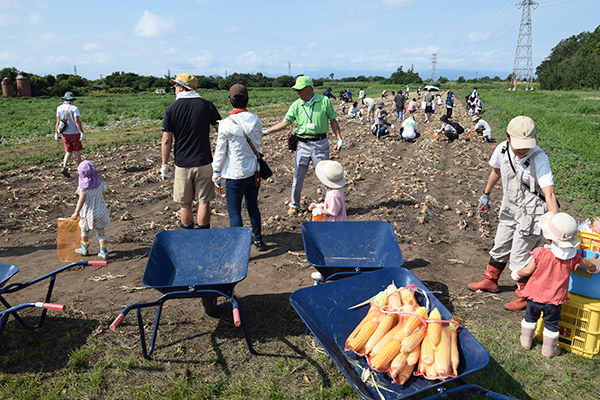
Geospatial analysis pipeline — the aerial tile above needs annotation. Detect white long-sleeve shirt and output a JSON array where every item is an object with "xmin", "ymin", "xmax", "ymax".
[{"xmin": 212, "ymin": 111, "xmax": 263, "ymax": 180}]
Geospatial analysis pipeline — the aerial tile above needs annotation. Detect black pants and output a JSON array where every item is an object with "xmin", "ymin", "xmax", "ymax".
[
  {"xmin": 524, "ymin": 300, "xmax": 562, "ymax": 333},
  {"xmin": 446, "ymin": 107, "xmax": 452, "ymax": 118}
]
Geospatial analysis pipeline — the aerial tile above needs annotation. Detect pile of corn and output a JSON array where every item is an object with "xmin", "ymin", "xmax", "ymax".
[{"xmin": 345, "ymin": 283, "xmax": 459, "ymax": 385}]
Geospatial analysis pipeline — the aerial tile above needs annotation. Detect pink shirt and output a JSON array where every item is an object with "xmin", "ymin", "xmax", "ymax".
[
  {"xmin": 521, "ymin": 247, "xmax": 582, "ymax": 305},
  {"xmin": 407, "ymin": 101, "xmax": 417, "ymax": 112},
  {"xmin": 323, "ymin": 188, "xmax": 347, "ymax": 222}
]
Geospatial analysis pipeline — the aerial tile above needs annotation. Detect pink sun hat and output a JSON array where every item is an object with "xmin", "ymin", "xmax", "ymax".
[{"xmin": 77, "ymin": 160, "xmax": 101, "ymax": 189}]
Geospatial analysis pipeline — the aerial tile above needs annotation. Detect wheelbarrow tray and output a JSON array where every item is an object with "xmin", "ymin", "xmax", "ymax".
[
  {"xmin": 289, "ymin": 267, "xmax": 490, "ymax": 400},
  {"xmin": 142, "ymin": 228, "xmax": 252, "ymax": 296},
  {"xmin": 301, "ymin": 221, "xmax": 404, "ymax": 280}
]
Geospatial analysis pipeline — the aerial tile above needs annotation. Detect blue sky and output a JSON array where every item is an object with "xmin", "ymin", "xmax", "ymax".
[{"xmin": 0, "ymin": 0, "xmax": 597, "ymax": 81}]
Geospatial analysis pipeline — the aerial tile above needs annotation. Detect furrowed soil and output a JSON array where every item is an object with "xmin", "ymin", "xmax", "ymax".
[{"xmin": 0, "ymin": 99, "xmax": 574, "ymax": 399}]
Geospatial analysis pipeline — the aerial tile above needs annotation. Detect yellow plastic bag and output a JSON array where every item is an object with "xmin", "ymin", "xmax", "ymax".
[{"xmin": 57, "ymin": 218, "xmax": 82, "ymax": 262}]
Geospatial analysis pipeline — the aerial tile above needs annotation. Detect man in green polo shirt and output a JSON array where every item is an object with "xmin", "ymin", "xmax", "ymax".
[{"xmin": 264, "ymin": 76, "xmax": 343, "ymax": 215}]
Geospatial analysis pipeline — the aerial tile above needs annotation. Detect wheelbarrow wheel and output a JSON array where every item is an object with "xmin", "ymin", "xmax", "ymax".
[{"xmin": 202, "ymin": 296, "xmax": 218, "ymax": 317}]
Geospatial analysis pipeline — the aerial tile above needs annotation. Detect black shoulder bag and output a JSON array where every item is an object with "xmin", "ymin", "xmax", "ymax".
[{"xmin": 240, "ymin": 125, "xmax": 273, "ymax": 180}]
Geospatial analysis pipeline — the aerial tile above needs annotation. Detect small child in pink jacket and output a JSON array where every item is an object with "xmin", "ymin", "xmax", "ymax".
[
  {"xmin": 514, "ymin": 211, "xmax": 599, "ymax": 357},
  {"xmin": 309, "ymin": 160, "xmax": 347, "ymax": 222}
]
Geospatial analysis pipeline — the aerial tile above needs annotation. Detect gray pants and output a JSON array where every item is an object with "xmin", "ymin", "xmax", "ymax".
[
  {"xmin": 291, "ymin": 138, "xmax": 329, "ymax": 209},
  {"xmin": 489, "ymin": 207, "xmax": 542, "ymax": 272}
]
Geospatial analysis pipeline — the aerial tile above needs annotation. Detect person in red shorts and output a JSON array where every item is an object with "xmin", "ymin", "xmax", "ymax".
[{"xmin": 55, "ymin": 91, "xmax": 85, "ymax": 178}]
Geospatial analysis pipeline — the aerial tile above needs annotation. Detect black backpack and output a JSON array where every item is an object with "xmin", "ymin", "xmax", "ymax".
[{"xmin": 450, "ymin": 122, "xmax": 464, "ymax": 135}]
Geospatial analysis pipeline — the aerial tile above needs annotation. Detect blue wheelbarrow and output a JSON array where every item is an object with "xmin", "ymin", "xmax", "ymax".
[
  {"xmin": 301, "ymin": 221, "xmax": 404, "ymax": 282},
  {"xmin": 0, "ymin": 260, "xmax": 106, "ymax": 336},
  {"xmin": 289, "ymin": 267, "xmax": 517, "ymax": 400},
  {"xmin": 110, "ymin": 227, "xmax": 255, "ymax": 358}
]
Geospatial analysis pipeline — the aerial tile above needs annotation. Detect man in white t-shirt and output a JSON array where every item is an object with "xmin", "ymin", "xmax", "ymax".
[
  {"xmin": 472, "ymin": 115, "xmax": 492, "ymax": 142},
  {"xmin": 468, "ymin": 116, "xmax": 559, "ymax": 311},
  {"xmin": 401, "ymin": 115, "xmax": 419, "ymax": 141}
]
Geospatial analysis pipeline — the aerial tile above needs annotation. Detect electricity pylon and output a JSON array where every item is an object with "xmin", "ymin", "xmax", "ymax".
[{"xmin": 510, "ymin": 0, "xmax": 538, "ymax": 91}]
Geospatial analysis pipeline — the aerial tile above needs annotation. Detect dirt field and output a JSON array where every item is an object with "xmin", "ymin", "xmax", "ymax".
[{"xmin": 0, "ymin": 98, "xmax": 560, "ymax": 397}]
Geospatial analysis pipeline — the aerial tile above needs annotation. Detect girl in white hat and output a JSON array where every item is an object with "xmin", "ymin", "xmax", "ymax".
[
  {"xmin": 309, "ymin": 160, "xmax": 347, "ymax": 222},
  {"xmin": 513, "ymin": 211, "xmax": 599, "ymax": 357}
]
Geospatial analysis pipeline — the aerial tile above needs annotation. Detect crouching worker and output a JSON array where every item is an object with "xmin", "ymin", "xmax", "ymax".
[
  {"xmin": 515, "ymin": 212, "xmax": 600, "ymax": 357},
  {"xmin": 309, "ymin": 160, "xmax": 347, "ymax": 222},
  {"xmin": 468, "ymin": 116, "xmax": 559, "ymax": 311}
]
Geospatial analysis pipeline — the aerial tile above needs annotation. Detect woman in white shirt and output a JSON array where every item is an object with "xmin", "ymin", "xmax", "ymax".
[{"xmin": 212, "ymin": 84, "xmax": 266, "ymax": 251}]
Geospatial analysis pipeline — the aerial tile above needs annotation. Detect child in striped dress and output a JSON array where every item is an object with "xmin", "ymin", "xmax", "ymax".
[{"xmin": 70, "ymin": 160, "xmax": 111, "ymax": 260}]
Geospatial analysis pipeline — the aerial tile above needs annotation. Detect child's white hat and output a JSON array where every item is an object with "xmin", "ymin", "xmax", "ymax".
[
  {"xmin": 538, "ymin": 211, "xmax": 580, "ymax": 248},
  {"xmin": 315, "ymin": 160, "xmax": 345, "ymax": 189}
]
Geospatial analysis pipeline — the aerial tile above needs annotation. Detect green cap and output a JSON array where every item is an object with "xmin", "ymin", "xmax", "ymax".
[{"xmin": 292, "ymin": 76, "xmax": 313, "ymax": 90}]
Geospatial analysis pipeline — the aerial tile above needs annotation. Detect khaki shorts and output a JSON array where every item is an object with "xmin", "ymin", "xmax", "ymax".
[
  {"xmin": 173, "ymin": 164, "xmax": 215, "ymax": 204},
  {"xmin": 367, "ymin": 104, "xmax": 377, "ymax": 113}
]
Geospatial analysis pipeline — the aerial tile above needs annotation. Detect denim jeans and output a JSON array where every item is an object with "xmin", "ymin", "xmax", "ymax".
[
  {"xmin": 396, "ymin": 110, "xmax": 404, "ymax": 121},
  {"xmin": 225, "ymin": 175, "xmax": 262, "ymax": 242}
]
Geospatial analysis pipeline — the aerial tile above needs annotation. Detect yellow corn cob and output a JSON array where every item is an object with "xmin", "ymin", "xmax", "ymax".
[
  {"xmin": 396, "ymin": 360, "xmax": 416, "ymax": 385},
  {"xmin": 346, "ymin": 320, "xmax": 378, "ymax": 353},
  {"xmin": 401, "ymin": 325, "xmax": 426, "ymax": 353},
  {"xmin": 390, "ymin": 350, "xmax": 408, "ymax": 375},
  {"xmin": 387, "ymin": 290, "xmax": 403, "ymax": 310},
  {"xmin": 406, "ymin": 344, "xmax": 421, "ymax": 366},
  {"xmin": 364, "ymin": 313, "xmax": 398, "ymax": 355},
  {"xmin": 346, "ymin": 305, "xmax": 380, "ymax": 341},
  {"xmin": 399, "ymin": 288, "xmax": 417, "ymax": 307},
  {"xmin": 427, "ymin": 307, "xmax": 442, "ymax": 347},
  {"xmin": 449, "ymin": 325, "xmax": 460, "ymax": 377},
  {"xmin": 403, "ymin": 306, "xmax": 428, "ymax": 336},
  {"xmin": 420, "ymin": 336, "xmax": 435, "ymax": 365},
  {"xmin": 369, "ymin": 338, "xmax": 402, "ymax": 371},
  {"xmin": 368, "ymin": 323, "xmax": 403, "ymax": 357},
  {"xmin": 434, "ymin": 325, "xmax": 452, "ymax": 377}
]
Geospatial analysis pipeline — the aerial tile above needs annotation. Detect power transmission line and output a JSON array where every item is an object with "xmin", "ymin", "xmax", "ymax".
[{"xmin": 510, "ymin": 0, "xmax": 538, "ymax": 91}]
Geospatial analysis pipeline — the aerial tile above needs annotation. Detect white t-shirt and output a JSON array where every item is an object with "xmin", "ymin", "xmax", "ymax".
[
  {"xmin": 475, "ymin": 119, "xmax": 492, "ymax": 140},
  {"xmin": 402, "ymin": 118, "xmax": 417, "ymax": 139},
  {"xmin": 348, "ymin": 106, "xmax": 362, "ymax": 117},
  {"xmin": 489, "ymin": 141, "xmax": 554, "ymax": 189},
  {"xmin": 56, "ymin": 102, "xmax": 81, "ymax": 135}
]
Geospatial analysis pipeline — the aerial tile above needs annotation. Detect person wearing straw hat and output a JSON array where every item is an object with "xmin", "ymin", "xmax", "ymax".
[
  {"xmin": 472, "ymin": 115, "xmax": 493, "ymax": 142},
  {"xmin": 468, "ymin": 116, "xmax": 559, "ymax": 311},
  {"xmin": 513, "ymin": 211, "xmax": 599, "ymax": 357},
  {"xmin": 263, "ymin": 76, "xmax": 343, "ymax": 216},
  {"xmin": 161, "ymin": 73, "xmax": 221, "ymax": 229},
  {"xmin": 55, "ymin": 91, "xmax": 85, "ymax": 178},
  {"xmin": 70, "ymin": 161, "xmax": 111, "ymax": 260},
  {"xmin": 309, "ymin": 160, "xmax": 347, "ymax": 222}
]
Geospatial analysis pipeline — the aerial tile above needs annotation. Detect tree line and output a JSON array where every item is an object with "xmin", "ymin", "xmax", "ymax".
[
  {"xmin": 536, "ymin": 25, "xmax": 600, "ymax": 90},
  {"xmin": 1, "ymin": 64, "xmax": 508, "ymax": 98}
]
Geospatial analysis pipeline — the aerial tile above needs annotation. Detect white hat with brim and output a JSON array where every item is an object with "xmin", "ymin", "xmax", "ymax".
[
  {"xmin": 315, "ymin": 160, "xmax": 345, "ymax": 189},
  {"xmin": 507, "ymin": 116, "xmax": 536, "ymax": 149},
  {"xmin": 539, "ymin": 211, "xmax": 581, "ymax": 248}
]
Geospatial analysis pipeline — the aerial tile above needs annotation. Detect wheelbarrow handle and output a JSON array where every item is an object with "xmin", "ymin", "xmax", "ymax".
[
  {"xmin": 232, "ymin": 306, "xmax": 241, "ymax": 327},
  {"xmin": 110, "ymin": 313, "xmax": 125, "ymax": 330},
  {"xmin": 87, "ymin": 261, "xmax": 108, "ymax": 267},
  {"xmin": 40, "ymin": 302, "xmax": 66, "ymax": 312}
]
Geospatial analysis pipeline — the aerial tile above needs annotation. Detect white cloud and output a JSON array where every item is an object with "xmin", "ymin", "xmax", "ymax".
[
  {"xmin": 0, "ymin": 0, "xmax": 19, "ymax": 8},
  {"xmin": 237, "ymin": 51, "xmax": 262, "ymax": 66},
  {"xmin": 222, "ymin": 26, "xmax": 240, "ymax": 34},
  {"xmin": 83, "ymin": 43, "xmax": 102, "ymax": 52},
  {"xmin": 0, "ymin": 52, "xmax": 10, "ymax": 61},
  {"xmin": 467, "ymin": 32, "xmax": 490, "ymax": 43},
  {"xmin": 133, "ymin": 10, "xmax": 175, "ymax": 38},
  {"xmin": 77, "ymin": 52, "xmax": 115, "ymax": 65},
  {"xmin": 29, "ymin": 13, "xmax": 42, "ymax": 24},
  {"xmin": 163, "ymin": 48, "xmax": 176, "ymax": 55},
  {"xmin": 189, "ymin": 51, "xmax": 215, "ymax": 69},
  {"xmin": 376, "ymin": 0, "xmax": 412, "ymax": 7}
]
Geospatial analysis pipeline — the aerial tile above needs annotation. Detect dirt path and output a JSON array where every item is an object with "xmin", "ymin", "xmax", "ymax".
[{"xmin": 0, "ymin": 97, "xmax": 551, "ymax": 395}]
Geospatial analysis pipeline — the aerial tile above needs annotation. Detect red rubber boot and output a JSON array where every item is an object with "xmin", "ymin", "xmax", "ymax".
[
  {"xmin": 468, "ymin": 265, "xmax": 502, "ymax": 292},
  {"xmin": 504, "ymin": 282, "xmax": 527, "ymax": 311}
]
